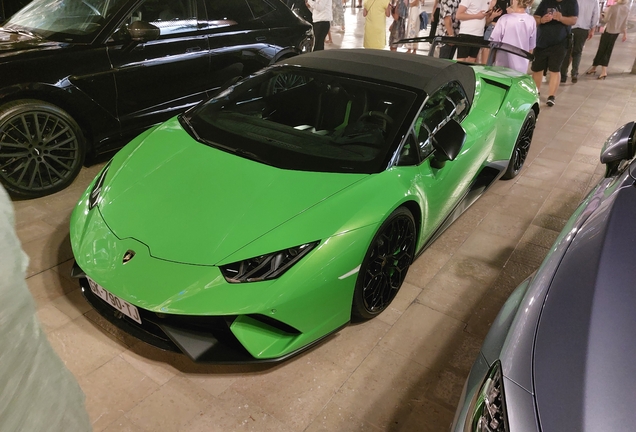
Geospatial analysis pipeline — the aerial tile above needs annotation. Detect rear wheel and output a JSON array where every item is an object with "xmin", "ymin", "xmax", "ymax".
[
  {"xmin": 0, "ymin": 100, "xmax": 85, "ymax": 198},
  {"xmin": 502, "ymin": 109, "xmax": 536, "ymax": 180},
  {"xmin": 352, "ymin": 207, "xmax": 416, "ymax": 320}
]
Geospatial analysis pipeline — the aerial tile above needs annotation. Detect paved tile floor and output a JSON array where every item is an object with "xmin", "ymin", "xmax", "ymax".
[{"xmin": 11, "ymin": 9, "xmax": 636, "ymax": 432}]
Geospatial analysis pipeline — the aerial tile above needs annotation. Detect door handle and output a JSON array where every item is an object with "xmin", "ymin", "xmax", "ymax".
[
  {"xmin": 256, "ymin": 36, "xmax": 267, "ymax": 42},
  {"xmin": 186, "ymin": 46, "xmax": 202, "ymax": 53}
]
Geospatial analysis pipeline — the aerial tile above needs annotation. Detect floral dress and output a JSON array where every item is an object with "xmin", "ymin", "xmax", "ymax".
[{"xmin": 389, "ymin": 0, "xmax": 409, "ymax": 46}]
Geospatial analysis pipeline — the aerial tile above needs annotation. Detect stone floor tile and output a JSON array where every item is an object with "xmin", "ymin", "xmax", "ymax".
[
  {"xmin": 102, "ymin": 416, "xmax": 147, "ymax": 432},
  {"xmin": 493, "ymin": 194, "xmax": 542, "ymax": 221},
  {"xmin": 538, "ymin": 147, "xmax": 576, "ymax": 163},
  {"xmin": 125, "ymin": 375, "xmax": 214, "ymax": 432},
  {"xmin": 15, "ymin": 219, "xmax": 58, "ymax": 245},
  {"xmin": 26, "ymin": 267, "xmax": 77, "ymax": 308},
  {"xmin": 417, "ymin": 257, "xmax": 500, "ymax": 322},
  {"xmin": 22, "ymin": 226, "xmax": 73, "ymax": 277},
  {"xmin": 477, "ymin": 212, "xmax": 529, "ymax": 242},
  {"xmin": 230, "ymin": 352, "xmax": 350, "ymax": 431},
  {"xmin": 508, "ymin": 241, "xmax": 550, "ymax": 269},
  {"xmin": 119, "ymin": 343, "xmax": 180, "ymax": 386},
  {"xmin": 506, "ymin": 183, "xmax": 551, "ymax": 204},
  {"xmin": 312, "ymin": 317, "xmax": 389, "ymax": 372},
  {"xmin": 455, "ymin": 230, "xmax": 517, "ymax": 268},
  {"xmin": 378, "ymin": 281, "xmax": 423, "ymax": 326},
  {"xmin": 520, "ymin": 225, "xmax": 560, "ymax": 249},
  {"xmin": 532, "ymin": 213, "xmax": 568, "ymax": 232},
  {"xmin": 37, "ymin": 302, "xmax": 73, "ymax": 332},
  {"xmin": 379, "ymin": 304, "xmax": 465, "ymax": 367},
  {"xmin": 179, "ymin": 388, "xmax": 293, "ymax": 432},
  {"xmin": 304, "ymin": 402, "xmax": 382, "ymax": 432},
  {"xmin": 47, "ymin": 315, "xmax": 127, "ymax": 377},
  {"xmin": 397, "ymin": 398, "xmax": 456, "ymax": 432},
  {"xmin": 405, "ymin": 248, "xmax": 452, "ymax": 289},
  {"xmin": 330, "ymin": 346, "xmax": 432, "ymax": 430},
  {"xmin": 51, "ymin": 288, "xmax": 93, "ymax": 321},
  {"xmin": 81, "ymin": 356, "xmax": 159, "ymax": 431}
]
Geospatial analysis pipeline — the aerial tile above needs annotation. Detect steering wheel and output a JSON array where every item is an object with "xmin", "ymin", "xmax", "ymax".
[
  {"xmin": 358, "ymin": 110, "xmax": 394, "ymax": 125},
  {"xmin": 82, "ymin": 0, "xmax": 102, "ymax": 16}
]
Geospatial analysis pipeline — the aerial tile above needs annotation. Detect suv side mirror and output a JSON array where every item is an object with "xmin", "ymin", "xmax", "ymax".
[
  {"xmin": 127, "ymin": 21, "xmax": 160, "ymax": 42},
  {"xmin": 600, "ymin": 121, "xmax": 636, "ymax": 177},
  {"xmin": 430, "ymin": 119, "xmax": 466, "ymax": 169}
]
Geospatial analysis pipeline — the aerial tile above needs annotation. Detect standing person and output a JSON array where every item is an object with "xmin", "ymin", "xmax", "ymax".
[
  {"xmin": 363, "ymin": 0, "xmax": 391, "ymax": 48},
  {"xmin": 585, "ymin": 0, "xmax": 628, "ymax": 79},
  {"xmin": 429, "ymin": 0, "xmax": 440, "ymax": 38},
  {"xmin": 406, "ymin": 0, "xmax": 423, "ymax": 53},
  {"xmin": 481, "ymin": 0, "xmax": 509, "ymax": 63},
  {"xmin": 489, "ymin": 0, "xmax": 537, "ymax": 73},
  {"xmin": 437, "ymin": 0, "xmax": 461, "ymax": 58},
  {"xmin": 327, "ymin": 0, "xmax": 345, "ymax": 43},
  {"xmin": 560, "ymin": 0, "xmax": 599, "ymax": 83},
  {"xmin": 530, "ymin": 0, "xmax": 578, "ymax": 106},
  {"xmin": 389, "ymin": 0, "xmax": 409, "ymax": 51},
  {"xmin": 456, "ymin": 0, "xmax": 498, "ymax": 61},
  {"xmin": 307, "ymin": 0, "xmax": 333, "ymax": 50}
]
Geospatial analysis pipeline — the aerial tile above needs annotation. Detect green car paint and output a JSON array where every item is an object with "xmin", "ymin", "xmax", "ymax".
[{"xmin": 70, "ymin": 55, "xmax": 539, "ymax": 362}]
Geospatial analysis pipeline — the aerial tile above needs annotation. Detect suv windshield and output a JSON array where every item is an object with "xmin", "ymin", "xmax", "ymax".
[
  {"xmin": 182, "ymin": 67, "xmax": 418, "ymax": 174},
  {"xmin": 4, "ymin": 0, "xmax": 129, "ymax": 42}
]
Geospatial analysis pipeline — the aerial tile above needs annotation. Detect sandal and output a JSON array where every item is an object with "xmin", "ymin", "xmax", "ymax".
[
  {"xmin": 585, "ymin": 67, "xmax": 597, "ymax": 75},
  {"xmin": 598, "ymin": 75, "xmax": 607, "ymax": 80}
]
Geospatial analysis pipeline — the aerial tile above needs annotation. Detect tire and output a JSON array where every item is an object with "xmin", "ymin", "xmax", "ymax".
[
  {"xmin": 0, "ymin": 99, "xmax": 86, "ymax": 198},
  {"xmin": 352, "ymin": 207, "xmax": 417, "ymax": 321},
  {"xmin": 502, "ymin": 109, "xmax": 536, "ymax": 180}
]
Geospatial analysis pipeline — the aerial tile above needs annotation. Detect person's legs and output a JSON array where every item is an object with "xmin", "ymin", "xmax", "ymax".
[
  {"xmin": 560, "ymin": 35, "xmax": 573, "ymax": 82},
  {"xmin": 570, "ymin": 28, "xmax": 588, "ymax": 79},
  {"xmin": 546, "ymin": 41, "xmax": 566, "ymax": 104},
  {"xmin": 530, "ymin": 47, "xmax": 548, "ymax": 92},
  {"xmin": 313, "ymin": 21, "xmax": 330, "ymax": 50},
  {"xmin": 598, "ymin": 32, "xmax": 619, "ymax": 76},
  {"xmin": 439, "ymin": 43, "xmax": 456, "ymax": 59}
]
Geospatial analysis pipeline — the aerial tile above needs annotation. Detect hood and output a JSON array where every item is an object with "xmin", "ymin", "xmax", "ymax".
[
  {"xmin": 0, "ymin": 28, "xmax": 60, "ymax": 56},
  {"xmin": 99, "ymin": 118, "xmax": 366, "ymax": 266},
  {"xmin": 532, "ymin": 183, "xmax": 636, "ymax": 432}
]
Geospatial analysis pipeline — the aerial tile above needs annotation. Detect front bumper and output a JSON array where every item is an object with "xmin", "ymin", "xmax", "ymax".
[{"xmin": 76, "ymin": 266, "xmax": 346, "ymax": 363}]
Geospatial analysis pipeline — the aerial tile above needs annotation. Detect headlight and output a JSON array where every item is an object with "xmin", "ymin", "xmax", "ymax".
[
  {"xmin": 466, "ymin": 361, "xmax": 509, "ymax": 432},
  {"xmin": 88, "ymin": 161, "xmax": 111, "ymax": 210},
  {"xmin": 220, "ymin": 241, "xmax": 319, "ymax": 283}
]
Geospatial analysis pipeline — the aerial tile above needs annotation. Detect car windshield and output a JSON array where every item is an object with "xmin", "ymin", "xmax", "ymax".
[
  {"xmin": 4, "ymin": 0, "xmax": 129, "ymax": 42},
  {"xmin": 182, "ymin": 67, "xmax": 418, "ymax": 174}
]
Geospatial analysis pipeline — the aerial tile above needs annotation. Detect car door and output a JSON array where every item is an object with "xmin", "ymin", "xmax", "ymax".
[
  {"xmin": 107, "ymin": 0, "xmax": 209, "ymax": 139},
  {"xmin": 200, "ymin": 0, "xmax": 278, "ymax": 95},
  {"xmin": 410, "ymin": 82, "xmax": 492, "ymax": 238}
]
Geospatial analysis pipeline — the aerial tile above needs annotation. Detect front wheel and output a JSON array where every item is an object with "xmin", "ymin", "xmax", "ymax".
[
  {"xmin": 0, "ymin": 99, "xmax": 86, "ymax": 198},
  {"xmin": 502, "ymin": 109, "xmax": 536, "ymax": 180},
  {"xmin": 352, "ymin": 207, "xmax": 416, "ymax": 321}
]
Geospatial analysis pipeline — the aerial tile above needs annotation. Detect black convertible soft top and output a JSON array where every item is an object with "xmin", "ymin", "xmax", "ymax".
[{"xmin": 281, "ymin": 49, "xmax": 476, "ymax": 105}]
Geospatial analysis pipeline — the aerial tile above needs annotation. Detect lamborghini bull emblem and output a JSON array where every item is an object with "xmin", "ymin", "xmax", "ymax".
[{"xmin": 122, "ymin": 250, "xmax": 136, "ymax": 264}]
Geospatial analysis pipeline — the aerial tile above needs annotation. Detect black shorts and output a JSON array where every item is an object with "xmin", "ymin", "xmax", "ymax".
[
  {"xmin": 531, "ymin": 41, "xmax": 567, "ymax": 73},
  {"xmin": 457, "ymin": 34, "xmax": 483, "ymax": 59}
]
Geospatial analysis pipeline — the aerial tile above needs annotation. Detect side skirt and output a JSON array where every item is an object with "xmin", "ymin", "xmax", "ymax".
[{"xmin": 415, "ymin": 160, "xmax": 509, "ymax": 259}]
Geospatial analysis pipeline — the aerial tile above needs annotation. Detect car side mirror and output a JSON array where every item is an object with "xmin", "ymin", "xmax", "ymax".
[
  {"xmin": 430, "ymin": 119, "xmax": 466, "ymax": 169},
  {"xmin": 600, "ymin": 121, "xmax": 636, "ymax": 177},
  {"xmin": 127, "ymin": 21, "xmax": 160, "ymax": 43}
]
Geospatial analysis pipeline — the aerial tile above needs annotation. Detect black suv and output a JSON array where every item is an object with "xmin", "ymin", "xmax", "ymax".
[{"xmin": 0, "ymin": 0, "xmax": 313, "ymax": 198}]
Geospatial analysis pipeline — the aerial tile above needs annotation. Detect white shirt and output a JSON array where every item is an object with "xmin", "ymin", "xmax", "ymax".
[
  {"xmin": 307, "ymin": 0, "xmax": 333, "ymax": 22},
  {"xmin": 458, "ymin": 0, "xmax": 491, "ymax": 36}
]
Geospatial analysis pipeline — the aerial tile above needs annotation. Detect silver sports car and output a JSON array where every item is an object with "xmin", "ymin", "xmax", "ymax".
[{"xmin": 451, "ymin": 121, "xmax": 636, "ymax": 432}]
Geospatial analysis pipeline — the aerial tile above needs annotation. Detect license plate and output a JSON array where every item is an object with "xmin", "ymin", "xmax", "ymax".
[{"xmin": 87, "ymin": 278, "xmax": 142, "ymax": 324}]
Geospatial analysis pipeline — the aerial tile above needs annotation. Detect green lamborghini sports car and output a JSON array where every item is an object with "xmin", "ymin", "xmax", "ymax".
[{"xmin": 70, "ymin": 49, "xmax": 539, "ymax": 363}]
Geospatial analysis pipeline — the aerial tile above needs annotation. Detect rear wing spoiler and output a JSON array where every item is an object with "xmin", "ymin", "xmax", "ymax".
[{"xmin": 395, "ymin": 36, "xmax": 534, "ymax": 66}]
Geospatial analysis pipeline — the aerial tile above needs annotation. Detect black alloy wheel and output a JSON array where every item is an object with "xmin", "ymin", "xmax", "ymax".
[
  {"xmin": 0, "ymin": 100, "xmax": 85, "ymax": 198},
  {"xmin": 502, "ymin": 109, "xmax": 536, "ymax": 180},
  {"xmin": 352, "ymin": 207, "xmax": 416, "ymax": 320}
]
